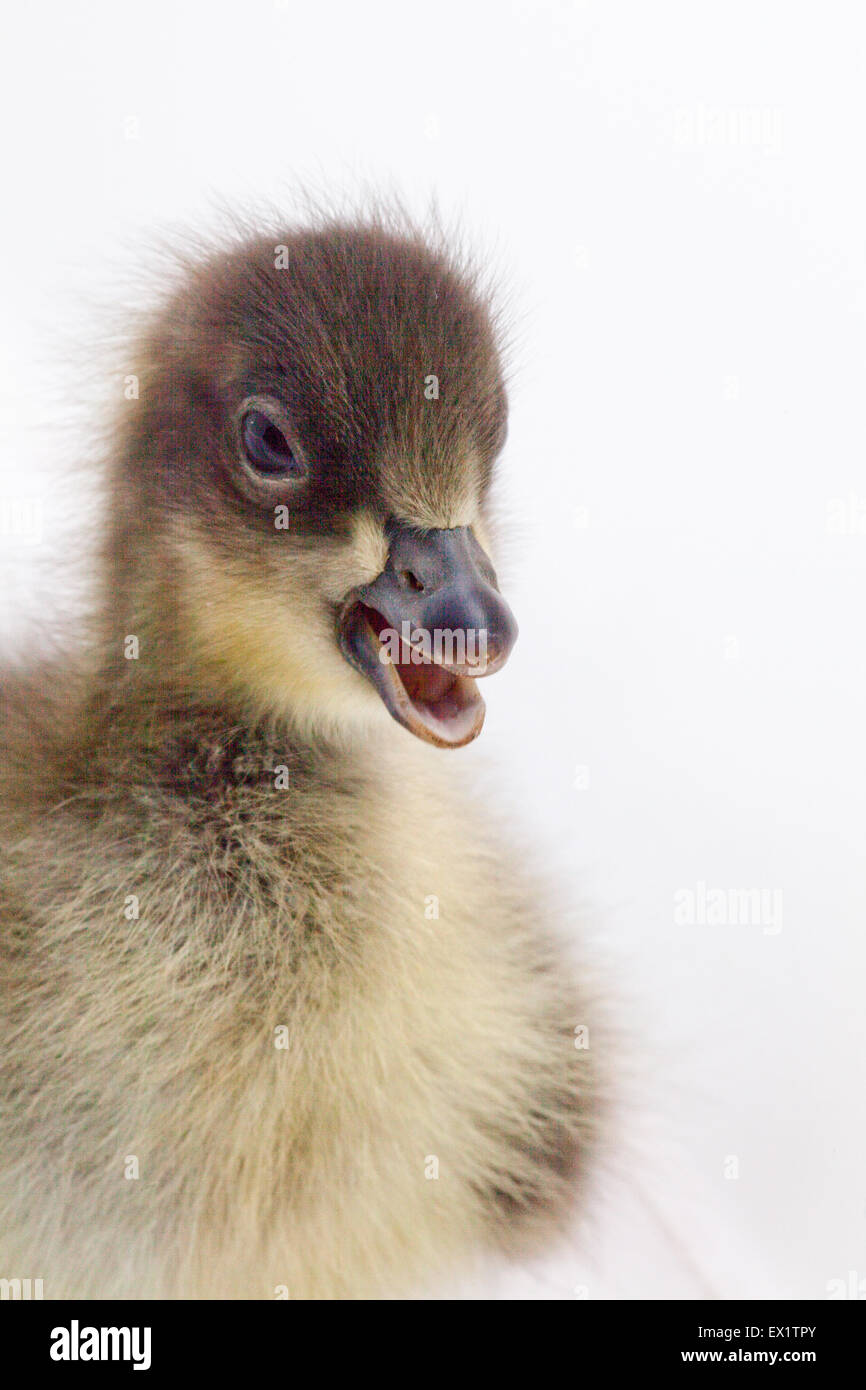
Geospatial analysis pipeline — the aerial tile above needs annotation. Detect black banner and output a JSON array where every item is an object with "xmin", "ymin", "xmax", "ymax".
[{"xmin": 1, "ymin": 1299, "xmax": 860, "ymax": 1375}]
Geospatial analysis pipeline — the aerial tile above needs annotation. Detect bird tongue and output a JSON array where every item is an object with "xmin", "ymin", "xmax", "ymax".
[{"xmin": 396, "ymin": 656, "xmax": 456, "ymax": 705}]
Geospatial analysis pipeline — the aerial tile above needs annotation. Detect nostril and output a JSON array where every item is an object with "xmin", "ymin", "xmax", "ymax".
[{"xmin": 400, "ymin": 569, "xmax": 425, "ymax": 593}]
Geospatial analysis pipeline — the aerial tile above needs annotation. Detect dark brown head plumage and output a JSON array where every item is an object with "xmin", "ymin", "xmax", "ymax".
[{"xmin": 96, "ymin": 215, "xmax": 514, "ymax": 750}]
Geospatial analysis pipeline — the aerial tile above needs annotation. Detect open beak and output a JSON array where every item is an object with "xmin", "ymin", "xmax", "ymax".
[{"xmin": 338, "ymin": 521, "xmax": 518, "ymax": 748}]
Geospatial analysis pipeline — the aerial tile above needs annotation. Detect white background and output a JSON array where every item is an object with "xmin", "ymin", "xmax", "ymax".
[{"xmin": 1, "ymin": 1, "xmax": 864, "ymax": 1299}]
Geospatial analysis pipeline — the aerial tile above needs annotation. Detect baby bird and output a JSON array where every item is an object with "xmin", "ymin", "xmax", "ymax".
[{"xmin": 0, "ymin": 214, "xmax": 598, "ymax": 1298}]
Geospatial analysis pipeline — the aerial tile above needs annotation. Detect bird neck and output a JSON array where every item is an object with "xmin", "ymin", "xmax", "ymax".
[{"xmin": 77, "ymin": 616, "xmax": 384, "ymax": 803}]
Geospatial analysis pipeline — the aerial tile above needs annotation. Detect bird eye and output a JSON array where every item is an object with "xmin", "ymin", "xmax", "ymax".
[{"xmin": 240, "ymin": 408, "xmax": 303, "ymax": 478}]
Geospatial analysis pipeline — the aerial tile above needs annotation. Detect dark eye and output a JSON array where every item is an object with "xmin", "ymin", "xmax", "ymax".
[{"xmin": 240, "ymin": 409, "xmax": 303, "ymax": 478}]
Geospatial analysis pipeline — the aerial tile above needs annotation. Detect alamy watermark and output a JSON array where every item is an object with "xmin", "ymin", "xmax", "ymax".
[
  {"xmin": 674, "ymin": 105, "xmax": 782, "ymax": 151},
  {"xmin": 0, "ymin": 1276, "xmax": 43, "ymax": 1300},
  {"xmin": 378, "ymin": 621, "xmax": 489, "ymax": 672},
  {"xmin": 0, "ymin": 498, "xmax": 43, "ymax": 544},
  {"xmin": 674, "ymin": 881, "xmax": 783, "ymax": 935},
  {"xmin": 826, "ymin": 495, "xmax": 866, "ymax": 535},
  {"xmin": 49, "ymin": 1321, "xmax": 151, "ymax": 1371}
]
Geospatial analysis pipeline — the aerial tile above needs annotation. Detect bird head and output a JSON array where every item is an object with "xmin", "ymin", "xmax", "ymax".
[{"xmin": 113, "ymin": 219, "xmax": 518, "ymax": 749}]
